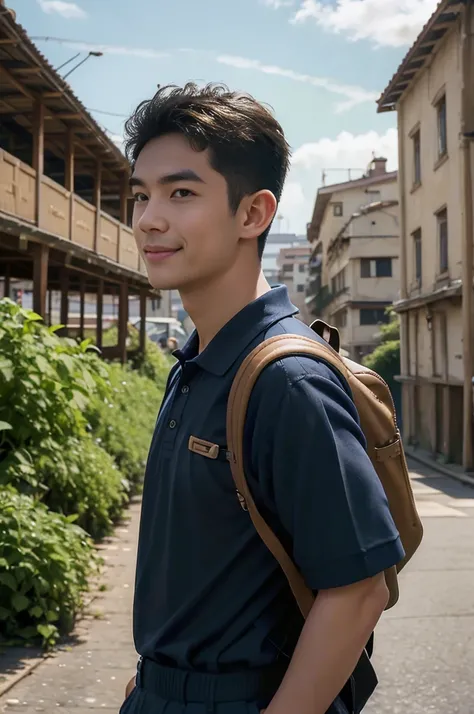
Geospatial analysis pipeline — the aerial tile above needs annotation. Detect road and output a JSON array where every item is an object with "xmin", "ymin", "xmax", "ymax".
[
  {"xmin": 0, "ymin": 461, "xmax": 473, "ymax": 713},
  {"xmin": 366, "ymin": 461, "xmax": 474, "ymax": 714}
]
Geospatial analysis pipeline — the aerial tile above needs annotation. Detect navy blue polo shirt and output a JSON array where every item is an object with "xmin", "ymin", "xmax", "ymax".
[{"xmin": 133, "ymin": 286, "xmax": 404, "ymax": 672}]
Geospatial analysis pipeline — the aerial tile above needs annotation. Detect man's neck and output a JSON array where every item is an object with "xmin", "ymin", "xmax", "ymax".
[{"xmin": 180, "ymin": 267, "xmax": 271, "ymax": 353}]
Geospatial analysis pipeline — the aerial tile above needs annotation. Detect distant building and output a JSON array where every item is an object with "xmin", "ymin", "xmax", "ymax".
[
  {"xmin": 324, "ymin": 200, "xmax": 400, "ymax": 361},
  {"xmin": 277, "ymin": 244, "xmax": 311, "ymax": 323},
  {"xmin": 262, "ymin": 233, "xmax": 309, "ymax": 285},
  {"xmin": 305, "ymin": 157, "xmax": 399, "ymax": 359},
  {"xmin": 378, "ymin": 0, "xmax": 474, "ymax": 470}
]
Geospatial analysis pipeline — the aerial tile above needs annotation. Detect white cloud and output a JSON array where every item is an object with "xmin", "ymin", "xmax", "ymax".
[
  {"xmin": 35, "ymin": 38, "xmax": 376, "ymax": 110},
  {"xmin": 279, "ymin": 128, "xmax": 398, "ymax": 233},
  {"xmin": 37, "ymin": 0, "xmax": 87, "ymax": 19},
  {"xmin": 261, "ymin": 0, "xmax": 294, "ymax": 8},
  {"xmin": 216, "ymin": 54, "xmax": 378, "ymax": 111},
  {"xmin": 56, "ymin": 39, "xmax": 169, "ymax": 59},
  {"xmin": 292, "ymin": 0, "xmax": 438, "ymax": 48},
  {"xmin": 110, "ymin": 134, "xmax": 124, "ymax": 149}
]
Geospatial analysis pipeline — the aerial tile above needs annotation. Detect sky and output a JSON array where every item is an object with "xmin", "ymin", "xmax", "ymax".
[{"xmin": 10, "ymin": 0, "xmax": 440, "ymax": 234}]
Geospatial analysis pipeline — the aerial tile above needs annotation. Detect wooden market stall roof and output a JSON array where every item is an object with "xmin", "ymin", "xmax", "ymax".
[{"xmin": 0, "ymin": 1, "xmax": 129, "ymax": 182}]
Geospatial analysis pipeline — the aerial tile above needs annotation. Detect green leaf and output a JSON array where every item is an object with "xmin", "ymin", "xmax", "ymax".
[
  {"xmin": 29, "ymin": 605, "xmax": 44, "ymax": 619},
  {"xmin": 17, "ymin": 626, "xmax": 39, "ymax": 640},
  {"xmin": 35, "ymin": 355, "xmax": 52, "ymax": 374},
  {"xmin": 48, "ymin": 324, "xmax": 64, "ymax": 334},
  {"xmin": 26, "ymin": 312, "xmax": 43, "ymax": 322},
  {"xmin": 0, "ymin": 573, "xmax": 16, "ymax": 590},
  {"xmin": 11, "ymin": 593, "xmax": 29, "ymax": 612},
  {"xmin": 0, "ymin": 357, "xmax": 14, "ymax": 381},
  {"xmin": 37, "ymin": 623, "xmax": 56, "ymax": 639},
  {"xmin": 0, "ymin": 606, "xmax": 11, "ymax": 620},
  {"xmin": 46, "ymin": 610, "xmax": 59, "ymax": 622},
  {"xmin": 0, "ymin": 421, "xmax": 12, "ymax": 431}
]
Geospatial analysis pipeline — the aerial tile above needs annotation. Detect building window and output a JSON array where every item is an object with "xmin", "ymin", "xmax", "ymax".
[
  {"xmin": 360, "ymin": 258, "xmax": 392, "ymax": 278},
  {"xmin": 331, "ymin": 268, "xmax": 346, "ymax": 295},
  {"xmin": 282, "ymin": 263, "xmax": 293, "ymax": 272},
  {"xmin": 334, "ymin": 310, "xmax": 347, "ymax": 328},
  {"xmin": 413, "ymin": 129, "xmax": 421, "ymax": 185},
  {"xmin": 333, "ymin": 202, "xmax": 343, "ymax": 217},
  {"xmin": 436, "ymin": 95, "xmax": 447, "ymax": 158},
  {"xmin": 296, "ymin": 284, "xmax": 305, "ymax": 293},
  {"xmin": 298, "ymin": 264, "xmax": 305, "ymax": 273},
  {"xmin": 437, "ymin": 208, "xmax": 448, "ymax": 274},
  {"xmin": 413, "ymin": 228, "xmax": 422, "ymax": 285},
  {"xmin": 360, "ymin": 308, "xmax": 389, "ymax": 326}
]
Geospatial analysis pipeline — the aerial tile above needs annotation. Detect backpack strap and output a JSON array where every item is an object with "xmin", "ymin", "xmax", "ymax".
[
  {"xmin": 226, "ymin": 334, "xmax": 379, "ymax": 713},
  {"xmin": 226, "ymin": 333, "xmax": 349, "ymax": 618}
]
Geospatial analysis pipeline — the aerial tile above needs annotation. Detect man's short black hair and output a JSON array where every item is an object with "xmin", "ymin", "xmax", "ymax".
[{"xmin": 124, "ymin": 83, "xmax": 290, "ymax": 258}]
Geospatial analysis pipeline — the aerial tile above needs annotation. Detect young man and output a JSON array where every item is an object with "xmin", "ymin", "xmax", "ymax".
[{"xmin": 121, "ymin": 83, "xmax": 404, "ymax": 714}]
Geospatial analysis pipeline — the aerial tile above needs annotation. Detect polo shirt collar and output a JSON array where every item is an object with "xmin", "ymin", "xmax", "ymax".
[{"xmin": 175, "ymin": 285, "xmax": 298, "ymax": 376}]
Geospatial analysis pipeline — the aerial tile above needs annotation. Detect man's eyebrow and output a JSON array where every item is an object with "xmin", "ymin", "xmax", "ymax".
[{"xmin": 129, "ymin": 170, "xmax": 205, "ymax": 188}]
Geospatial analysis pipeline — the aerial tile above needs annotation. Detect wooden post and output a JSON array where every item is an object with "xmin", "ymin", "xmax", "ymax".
[
  {"xmin": 119, "ymin": 171, "xmax": 129, "ymax": 225},
  {"xmin": 94, "ymin": 159, "xmax": 102, "ymax": 252},
  {"xmin": 48, "ymin": 287, "xmax": 53, "ymax": 326},
  {"xmin": 33, "ymin": 243, "xmax": 49, "ymax": 317},
  {"xmin": 139, "ymin": 289, "xmax": 147, "ymax": 356},
  {"xmin": 79, "ymin": 275, "xmax": 86, "ymax": 341},
  {"xmin": 118, "ymin": 281, "xmax": 128, "ymax": 364},
  {"xmin": 32, "ymin": 99, "xmax": 45, "ymax": 226},
  {"xmin": 60, "ymin": 267, "xmax": 69, "ymax": 336},
  {"xmin": 96, "ymin": 278, "xmax": 104, "ymax": 350},
  {"xmin": 4, "ymin": 263, "xmax": 10, "ymax": 298},
  {"xmin": 65, "ymin": 128, "xmax": 75, "ymax": 241}
]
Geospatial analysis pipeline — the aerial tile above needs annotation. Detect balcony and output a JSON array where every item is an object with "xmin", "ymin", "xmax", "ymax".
[{"xmin": 0, "ymin": 148, "xmax": 145, "ymax": 276}]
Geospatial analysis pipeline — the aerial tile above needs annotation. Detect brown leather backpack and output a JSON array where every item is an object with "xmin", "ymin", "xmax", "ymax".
[{"xmin": 226, "ymin": 320, "xmax": 423, "ymax": 619}]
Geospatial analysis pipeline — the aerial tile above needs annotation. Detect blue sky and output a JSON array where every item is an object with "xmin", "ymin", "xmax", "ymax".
[{"xmin": 11, "ymin": 0, "xmax": 439, "ymax": 233}]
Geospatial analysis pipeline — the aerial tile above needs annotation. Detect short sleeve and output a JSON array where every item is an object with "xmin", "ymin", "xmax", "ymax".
[{"xmin": 247, "ymin": 360, "xmax": 405, "ymax": 591}]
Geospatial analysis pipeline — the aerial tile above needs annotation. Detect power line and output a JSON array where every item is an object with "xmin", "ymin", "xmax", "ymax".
[{"xmin": 86, "ymin": 107, "xmax": 129, "ymax": 118}]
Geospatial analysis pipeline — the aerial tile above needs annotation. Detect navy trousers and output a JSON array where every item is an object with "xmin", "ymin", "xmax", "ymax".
[{"xmin": 119, "ymin": 659, "xmax": 351, "ymax": 714}]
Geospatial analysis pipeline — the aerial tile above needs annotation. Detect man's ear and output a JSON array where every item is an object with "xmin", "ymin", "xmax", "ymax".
[{"xmin": 238, "ymin": 189, "xmax": 277, "ymax": 241}]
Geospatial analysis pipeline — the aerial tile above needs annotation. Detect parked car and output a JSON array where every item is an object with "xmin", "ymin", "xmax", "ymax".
[{"xmin": 130, "ymin": 316, "xmax": 188, "ymax": 350}]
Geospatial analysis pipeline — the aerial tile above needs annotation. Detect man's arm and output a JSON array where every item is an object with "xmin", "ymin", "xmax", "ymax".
[
  {"xmin": 266, "ymin": 573, "xmax": 389, "ymax": 714},
  {"xmin": 124, "ymin": 675, "xmax": 136, "ymax": 700},
  {"xmin": 247, "ymin": 360, "xmax": 405, "ymax": 712}
]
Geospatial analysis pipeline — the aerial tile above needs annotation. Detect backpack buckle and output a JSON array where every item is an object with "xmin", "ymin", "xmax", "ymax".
[{"xmin": 236, "ymin": 490, "xmax": 248, "ymax": 511}]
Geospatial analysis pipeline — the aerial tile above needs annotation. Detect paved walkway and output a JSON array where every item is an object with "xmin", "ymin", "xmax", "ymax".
[
  {"xmin": 0, "ymin": 501, "xmax": 140, "ymax": 713},
  {"xmin": 1, "ymin": 462, "xmax": 473, "ymax": 713}
]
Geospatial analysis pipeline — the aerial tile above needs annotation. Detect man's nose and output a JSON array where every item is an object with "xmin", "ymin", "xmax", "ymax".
[{"xmin": 136, "ymin": 200, "xmax": 169, "ymax": 234}]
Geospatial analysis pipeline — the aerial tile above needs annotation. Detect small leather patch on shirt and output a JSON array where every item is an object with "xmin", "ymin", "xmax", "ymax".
[{"xmin": 188, "ymin": 435, "xmax": 220, "ymax": 460}]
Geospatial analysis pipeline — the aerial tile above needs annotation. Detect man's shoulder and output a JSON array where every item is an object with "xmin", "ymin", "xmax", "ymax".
[{"xmin": 248, "ymin": 316, "xmax": 350, "ymax": 398}]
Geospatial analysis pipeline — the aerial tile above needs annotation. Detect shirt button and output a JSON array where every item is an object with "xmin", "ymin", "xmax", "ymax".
[
  {"xmin": 169, "ymin": 419, "xmax": 177, "ymax": 429},
  {"xmin": 181, "ymin": 385, "xmax": 189, "ymax": 394}
]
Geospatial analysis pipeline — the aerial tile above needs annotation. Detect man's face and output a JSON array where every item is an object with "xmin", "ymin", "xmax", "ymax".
[{"xmin": 131, "ymin": 134, "xmax": 242, "ymax": 292}]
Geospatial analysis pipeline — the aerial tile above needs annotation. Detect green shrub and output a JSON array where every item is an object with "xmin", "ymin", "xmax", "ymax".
[
  {"xmin": 363, "ymin": 339, "xmax": 401, "ymax": 386},
  {"xmin": 87, "ymin": 321, "xmax": 173, "ymax": 389},
  {"xmin": 0, "ymin": 299, "xmax": 127, "ymax": 537},
  {"xmin": 0, "ymin": 299, "xmax": 108, "ymax": 447},
  {"xmin": 0, "ymin": 489, "xmax": 97, "ymax": 648},
  {"xmin": 87, "ymin": 364, "xmax": 162, "ymax": 494}
]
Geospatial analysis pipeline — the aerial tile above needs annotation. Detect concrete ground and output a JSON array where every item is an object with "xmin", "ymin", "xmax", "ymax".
[{"xmin": 1, "ymin": 461, "xmax": 473, "ymax": 713}]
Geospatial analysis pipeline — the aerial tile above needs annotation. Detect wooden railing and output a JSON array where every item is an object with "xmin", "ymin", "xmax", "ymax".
[{"xmin": 0, "ymin": 148, "xmax": 146, "ymax": 277}]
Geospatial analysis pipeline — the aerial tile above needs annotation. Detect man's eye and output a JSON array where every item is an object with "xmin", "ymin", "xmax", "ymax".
[
  {"xmin": 133, "ymin": 193, "xmax": 148, "ymax": 203},
  {"xmin": 172, "ymin": 188, "xmax": 193, "ymax": 198}
]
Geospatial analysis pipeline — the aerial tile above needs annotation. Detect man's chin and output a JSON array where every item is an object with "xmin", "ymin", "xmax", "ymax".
[{"xmin": 146, "ymin": 269, "xmax": 182, "ymax": 292}]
